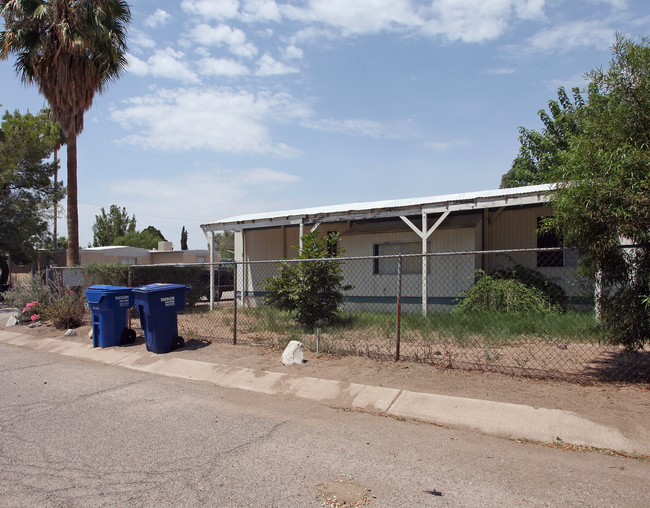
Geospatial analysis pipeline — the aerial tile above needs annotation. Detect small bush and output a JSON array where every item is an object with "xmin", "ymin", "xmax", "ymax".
[
  {"xmin": 455, "ymin": 270, "xmax": 553, "ymax": 315},
  {"xmin": 42, "ymin": 289, "xmax": 86, "ymax": 329},
  {"xmin": 83, "ymin": 263, "xmax": 130, "ymax": 286},
  {"xmin": 2, "ymin": 274, "xmax": 52, "ymax": 311},
  {"xmin": 263, "ymin": 232, "xmax": 353, "ymax": 329}
]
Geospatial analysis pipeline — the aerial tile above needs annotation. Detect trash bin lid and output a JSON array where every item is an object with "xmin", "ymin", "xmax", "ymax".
[
  {"xmin": 133, "ymin": 283, "xmax": 189, "ymax": 293},
  {"xmin": 86, "ymin": 285, "xmax": 131, "ymax": 292}
]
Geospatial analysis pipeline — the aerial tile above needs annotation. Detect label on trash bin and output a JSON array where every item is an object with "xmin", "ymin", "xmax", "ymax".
[
  {"xmin": 160, "ymin": 296, "xmax": 176, "ymax": 307},
  {"xmin": 115, "ymin": 295, "xmax": 131, "ymax": 308}
]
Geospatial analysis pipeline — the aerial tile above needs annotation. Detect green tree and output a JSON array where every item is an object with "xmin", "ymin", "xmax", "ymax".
[
  {"xmin": 1, "ymin": 0, "xmax": 132, "ymax": 266},
  {"xmin": 180, "ymin": 226, "xmax": 188, "ymax": 250},
  {"xmin": 142, "ymin": 226, "xmax": 166, "ymax": 242},
  {"xmin": 113, "ymin": 229, "xmax": 164, "ymax": 250},
  {"xmin": 92, "ymin": 205, "xmax": 136, "ymax": 247},
  {"xmin": 263, "ymin": 231, "xmax": 353, "ymax": 329},
  {"xmin": 0, "ymin": 108, "xmax": 64, "ymax": 263},
  {"xmin": 213, "ymin": 231, "xmax": 234, "ymax": 259},
  {"xmin": 546, "ymin": 35, "xmax": 650, "ymax": 350},
  {"xmin": 501, "ymin": 87, "xmax": 584, "ymax": 188}
]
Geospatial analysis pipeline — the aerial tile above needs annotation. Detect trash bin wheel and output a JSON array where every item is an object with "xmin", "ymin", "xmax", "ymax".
[
  {"xmin": 121, "ymin": 328, "xmax": 136, "ymax": 345},
  {"xmin": 172, "ymin": 335, "xmax": 185, "ymax": 350}
]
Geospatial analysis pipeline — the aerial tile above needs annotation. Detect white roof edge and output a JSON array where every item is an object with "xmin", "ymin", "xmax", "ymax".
[{"xmin": 201, "ymin": 183, "xmax": 556, "ymax": 231}]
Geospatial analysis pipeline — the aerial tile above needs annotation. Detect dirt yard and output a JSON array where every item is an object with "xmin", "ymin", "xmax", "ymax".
[{"xmin": 7, "ymin": 317, "xmax": 649, "ymax": 449}]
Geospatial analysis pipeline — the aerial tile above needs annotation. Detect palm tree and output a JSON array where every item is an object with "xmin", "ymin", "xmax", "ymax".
[{"xmin": 0, "ymin": 0, "xmax": 131, "ymax": 265}]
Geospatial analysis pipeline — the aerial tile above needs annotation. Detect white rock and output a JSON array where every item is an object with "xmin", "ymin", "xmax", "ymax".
[
  {"xmin": 6, "ymin": 316, "xmax": 18, "ymax": 327},
  {"xmin": 28, "ymin": 321, "xmax": 44, "ymax": 328},
  {"xmin": 282, "ymin": 340, "xmax": 304, "ymax": 366},
  {"xmin": 88, "ymin": 329, "xmax": 93, "ymax": 339},
  {"xmin": 64, "ymin": 329, "xmax": 77, "ymax": 337}
]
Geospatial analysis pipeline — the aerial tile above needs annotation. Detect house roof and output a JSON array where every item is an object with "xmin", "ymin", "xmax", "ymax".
[{"xmin": 201, "ymin": 183, "xmax": 555, "ymax": 234}]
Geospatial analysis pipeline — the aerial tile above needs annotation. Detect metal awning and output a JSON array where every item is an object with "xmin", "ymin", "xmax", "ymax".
[{"xmin": 200, "ymin": 184, "xmax": 554, "ymax": 234}]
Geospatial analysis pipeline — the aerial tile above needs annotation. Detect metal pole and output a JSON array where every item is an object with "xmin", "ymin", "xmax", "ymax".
[
  {"xmin": 233, "ymin": 263, "xmax": 238, "ymax": 345},
  {"xmin": 209, "ymin": 231, "xmax": 215, "ymax": 311},
  {"xmin": 395, "ymin": 254, "xmax": 402, "ymax": 362}
]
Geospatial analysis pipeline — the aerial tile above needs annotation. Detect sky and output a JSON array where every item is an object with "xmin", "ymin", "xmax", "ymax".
[{"xmin": 1, "ymin": 0, "xmax": 648, "ymax": 250}]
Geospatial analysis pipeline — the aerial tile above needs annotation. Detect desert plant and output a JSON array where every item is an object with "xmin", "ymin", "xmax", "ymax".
[
  {"xmin": 2, "ymin": 273, "xmax": 52, "ymax": 311},
  {"xmin": 42, "ymin": 289, "xmax": 86, "ymax": 329}
]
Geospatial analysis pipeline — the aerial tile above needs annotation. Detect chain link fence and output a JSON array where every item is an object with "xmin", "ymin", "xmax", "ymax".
[{"xmin": 47, "ymin": 248, "xmax": 649, "ymax": 383}]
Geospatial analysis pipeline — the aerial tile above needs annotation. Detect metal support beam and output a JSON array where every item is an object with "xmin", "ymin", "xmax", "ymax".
[{"xmin": 400, "ymin": 211, "xmax": 450, "ymax": 316}]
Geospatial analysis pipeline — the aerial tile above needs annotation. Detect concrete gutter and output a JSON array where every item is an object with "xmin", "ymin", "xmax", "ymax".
[{"xmin": 0, "ymin": 329, "xmax": 647, "ymax": 456}]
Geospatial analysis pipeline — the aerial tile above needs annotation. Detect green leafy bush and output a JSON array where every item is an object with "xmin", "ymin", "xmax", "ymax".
[
  {"xmin": 82, "ymin": 263, "xmax": 130, "ymax": 286},
  {"xmin": 129, "ymin": 265, "xmax": 204, "ymax": 307},
  {"xmin": 455, "ymin": 270, "xmax": 553, "ymax": 315},
  {"xmin": 263, "ymin": 231, "xmax": 353, "ymax": 329},
  {"xmin": 492, "ymin": 261, "xmax": 567, "ymax": 310}
]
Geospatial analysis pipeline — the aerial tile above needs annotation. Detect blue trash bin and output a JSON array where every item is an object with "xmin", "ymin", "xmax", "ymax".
[
  {"xmin": 133, "ymin": 284, "xmax": 190, "ymax": 353},
  {"xmin": 85, "ymin": 285, "xmax": 136, "ymax": 348}
]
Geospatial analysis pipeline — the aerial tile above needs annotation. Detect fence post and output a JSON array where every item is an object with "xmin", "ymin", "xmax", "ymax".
[
  {"xmin": 395, "ymin": 254, "xmax": 402, "ymax": 362},
  {"xmin": 233, "ymin": 263, "xmax": 238, "ymax": 345}
]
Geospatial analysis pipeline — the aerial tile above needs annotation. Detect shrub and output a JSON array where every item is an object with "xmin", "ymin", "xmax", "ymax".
[
  {"xmin": 263, "ymin": 231, "xmax": 353, "ymax": 329},
  {"xmin": 2, "ymin": 274, "xmax": 52, "ymax": 311},
  {"xmin": 42, "ymin": 289, "xmax": 86, "ymax": 329},
  {"xmin": 600, "ymin": 287, "xmax": 650, "ymax": 351},
  {"xmin": 492, "ymin": 261, "xmax": 567, "ymax": 310},
  {"xmin": 455, "ymin": 270, "xmax": 553, "ymax": 315},
  {"xmin": 83, "ymin": 263, "xmax": 130, "ymax": 286}
]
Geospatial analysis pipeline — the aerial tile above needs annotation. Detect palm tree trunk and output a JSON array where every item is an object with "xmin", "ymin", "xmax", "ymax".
[
  {"xmin": 53, "ymin": 147, "xmax": 58, "ymax": 249},
  {"xmin": 66, "ymin": 135, "xmax": 80, "ymax": 266}
]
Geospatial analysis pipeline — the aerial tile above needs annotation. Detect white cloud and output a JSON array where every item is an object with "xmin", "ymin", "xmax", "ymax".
[
  {"xmin": 190, "ymin": 23, "xmax": 258, "ymax": 58},
  {"xmin": 283, "ymin": 44, "xmax": 304, "ymax": 60},
  {"xmin": 111, "ymin": 87, "xmax": 308, "ymax": 156},
  {"xmin": 420, "ymin": 0, "xmax": 545, "ymax": 43},
  {"xmin": 486, "ymin": 67, "xmax": 516, "ymax": 75},
  {"xmin": 129, "ymin": 30, "xmax": 156, "ymax": 50},
  {"xmin": 526, "ymin": 20, "xmax": 615, "ymax": 53},
  {"xmin": 147, "ymin": 48, "xmax": 200, "ymax": 83},
  {"xmin": 255, "ymin": 54, "xmax": 300, "ymax": 76},
  {"xmin": 126, "ymin": 54, "xmax": 150, "ymax": 76},
  {"xmin": 240, "ymin": 0, "xmax": 281, "ymax": 22},
  {"xmin": 144, "ymin": 9, "xmax": 171, "ymax": 28},
  {"xmin": 302, "ymin": 118, "xmax": 413, "ymax": 139},
  {"xmin": 100, "ymin": 168, "xmax": 300, "ymax": 245},
  {"xmin": 181, "ymin": 0, "xmax": 240, "ymax": 20},
  {"xmin": 198, "ymin": 57, "xmax": 249, "ymax": 76},
  {"xmin": 279, "ymin": 0, "xmax": 546, "ymax": 43},
  {"xmin": 425, "ymin": 139, "xmax": 470, "ymax": 152},
  {"xmin": 281, "ymin": 0, "xmax": 420, "ymax": 35}
]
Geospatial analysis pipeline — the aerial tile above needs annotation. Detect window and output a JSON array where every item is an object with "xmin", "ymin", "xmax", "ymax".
[
  {"xmin": 119, "ymin": 257, "xmax": 137, "ymax": 265},
  {"xmin": 536, "ymin": 217, "xmax": 563, "ymax": 267},
  {"xmin": 196, "ymin": 256, "xmax": 206, "ymax": 263},
  {"xmin": 373, "ymin": 242, "xmax": 426, "ymax": 274}
]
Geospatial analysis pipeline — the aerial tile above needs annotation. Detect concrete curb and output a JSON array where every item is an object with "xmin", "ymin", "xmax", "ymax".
[{"xmin": 0, "ymin": 330, "xmax": 647, "ymax": 455}]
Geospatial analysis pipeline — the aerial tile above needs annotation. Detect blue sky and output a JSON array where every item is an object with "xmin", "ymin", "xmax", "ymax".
[{"xmin": 1, "ymin": 0, "xmax": 648, "ymax": 250}]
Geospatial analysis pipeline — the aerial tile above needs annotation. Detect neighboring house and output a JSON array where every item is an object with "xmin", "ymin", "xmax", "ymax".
[
  {"xmin": 203, "ymin": 183, "xmax": 580, "ymax": 313},
  {"xmin": 9, "ymin": 242, "xmax": 211, "ymax": 286}
]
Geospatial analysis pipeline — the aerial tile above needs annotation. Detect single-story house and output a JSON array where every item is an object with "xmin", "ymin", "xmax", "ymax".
[
  {"xmin": 8, "ymin": 242, "xmax": 210, "ymax": 286},
  {"xmin": 201, "ymin": 184, "xmax": 583, "ymax": 313}
]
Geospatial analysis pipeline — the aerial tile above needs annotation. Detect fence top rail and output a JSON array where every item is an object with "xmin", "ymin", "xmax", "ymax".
[{"xmin": 235, "ymin": 246, "xmax": 580, "ymax": 265}]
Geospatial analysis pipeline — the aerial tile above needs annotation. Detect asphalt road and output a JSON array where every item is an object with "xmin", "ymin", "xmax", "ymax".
[{"xmin": 1, "ymin": 343, "xmax": 648, "ymax": 507}]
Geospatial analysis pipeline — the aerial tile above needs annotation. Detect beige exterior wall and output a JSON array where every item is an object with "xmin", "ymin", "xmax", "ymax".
[{"xmin": 229, "ymin": 204, "xmax": 585, "ymax": 311}]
